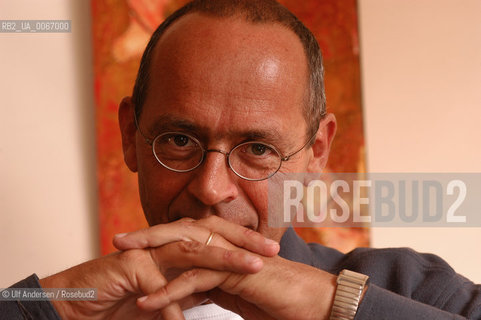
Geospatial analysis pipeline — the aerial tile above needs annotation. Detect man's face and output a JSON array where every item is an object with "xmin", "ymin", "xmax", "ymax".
[{"xmin": 120, "ymin": 14, "xmax": 334, "ymax": 242}]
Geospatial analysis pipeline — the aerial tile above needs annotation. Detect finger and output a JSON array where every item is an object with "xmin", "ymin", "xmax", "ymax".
[
  {"xmin": 145, "ymin": 294, "xmax": 208, "ymax": 319},
  {"xmin": 113, "ymin": 219, "xmax": 241, "ymax": 252},
  {"xmin": 150, "ymin": 241, "xmax": 264, "ymax": 274},
  {"xmin": 197, "ymin": 216, "xmax": 280, "ymax": 256},
  {"xmin": 137, "ymin": 268, "xmax": 229, "ymax": 311},
  {"xmin": 113, "ymin": 217, "xmax": 279, "ymax": 257},
  {"xmin": 159, "ymin": 303, "xmax": 185, "ymax": 320},
  {"xmin": 208, "ymin": 289, "xmax": 277, "ymax": 320},
  {"xmin": 113, "ymin": 218, "xmax": 198, "ymax": 250},
  {"xmin": 178, "ymin": 292, "xmax": 209, "ymax": 310},
  {"xmin": 135, "ymin": 273, "xmax": 185, "ymax": 319},
  {"xmin": 120, "ymin": 251, "xmax": 184, "ymax": 319}
]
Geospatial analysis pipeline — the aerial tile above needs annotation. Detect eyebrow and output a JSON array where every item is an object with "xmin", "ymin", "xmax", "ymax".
[
  {"xmin": 147, "ymin": 114, "xmax": 291, "ymax": 150},
  {"xmin": 148, "ymin": 114, "xmax": 199, "ymax": 134}
]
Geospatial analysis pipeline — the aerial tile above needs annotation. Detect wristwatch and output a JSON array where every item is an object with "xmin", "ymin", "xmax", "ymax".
[{"xmin": 329, "ymin": 269, "xmax": 369, "ymax": 320}]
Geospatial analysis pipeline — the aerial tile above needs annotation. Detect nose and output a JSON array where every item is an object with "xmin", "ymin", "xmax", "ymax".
[{"xmin": 186, "ymin": 150, "xmax": 239, "ymax": 206}]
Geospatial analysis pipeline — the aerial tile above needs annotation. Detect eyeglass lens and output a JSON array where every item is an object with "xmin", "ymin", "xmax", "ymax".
[{"xmin": 152, "ymin": 132, "xmax": 282, "ymax": 180}]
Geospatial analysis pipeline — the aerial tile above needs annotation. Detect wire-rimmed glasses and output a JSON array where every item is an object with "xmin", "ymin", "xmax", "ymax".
[{"xmin": 135, "ymin": 116, "xmax": 315, "ymax": 181}]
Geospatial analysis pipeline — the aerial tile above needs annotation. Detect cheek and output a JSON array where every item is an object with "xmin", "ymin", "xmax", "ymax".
[
  {"xmin": 243, "ymin": 179, "xmax": 268, "ymax": 207},
  {"xmin": 253, "ymin": 182, "xmax": 286, "ymax": 242},
  {"xmin": 137, "ymin": 158, "xmax": 188, "ymax": 225},
  {"xmin": 241, "ymin": 180, "xmax": 273, "ymax": 230}
]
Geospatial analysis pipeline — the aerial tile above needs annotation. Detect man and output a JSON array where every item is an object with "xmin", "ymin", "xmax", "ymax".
[{"xmin": 2, "ymin": 0, "xmax": 480, "ymax": 319}]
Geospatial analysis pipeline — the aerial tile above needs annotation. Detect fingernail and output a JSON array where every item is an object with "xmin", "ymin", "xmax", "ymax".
[
  {"xmin": 245, "ymin": 255, "xmax": 262, "ymax": 267},
  {"xmin": 114, "ymin": 233, "xmax": 128, "ymax": 238},
  {"xmin": 265, "ymin": 238, "xmax": 278, "ymax": 245},
  {"xmin": 137, "ymin": 295, "xmax": 148, "ymax": 303},
  {"xmin": 265, "ymin": 238, "xmax": 279, "ymax": 247},
  {"xmin": 265, "ymin": 238, "xmax": 280, "ymax": 253}
]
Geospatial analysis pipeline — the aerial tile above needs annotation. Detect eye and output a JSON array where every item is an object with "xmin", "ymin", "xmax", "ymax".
[
  {"xmin": 155, "ymin": 133, "xmax": 199, "ymax": 152},
  {"xmin": 153, "ymin": 132, "xmax": 203, "ymax": 170},
  {"xmin": 241, "ymin": 142, "xmax": 276, "ymax": 158},
  {"xmin": 162, "ymin": 133, "xmax": 197, "ymax": 149},
  {"xmin": 172, "ymin": 134, "xmax": 190, "ymax": 147},
  {"xmin": 250, "ymin": 143, "xmax": 268, "ymax": 156}
]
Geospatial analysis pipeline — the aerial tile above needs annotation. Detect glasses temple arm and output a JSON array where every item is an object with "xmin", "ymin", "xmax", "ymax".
[
  {"xmin": 281, "ymin": 132, "xmax": 317, "ymax": 161},
  {"xmin": 133, "ymin": 109, "xmax": 153, "ymax": 145}
]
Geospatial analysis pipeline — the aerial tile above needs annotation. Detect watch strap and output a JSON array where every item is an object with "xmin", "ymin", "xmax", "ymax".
[{"xmin": 329, "ymin": 269, "xmax": 369, "ymax": 320}]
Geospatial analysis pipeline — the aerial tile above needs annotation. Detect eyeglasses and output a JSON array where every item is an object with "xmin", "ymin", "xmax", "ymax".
[{"xmin": 134, "ymin": 115, "xmax": 315, "ymax": 181}]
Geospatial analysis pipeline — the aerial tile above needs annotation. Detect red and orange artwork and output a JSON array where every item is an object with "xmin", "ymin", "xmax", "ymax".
[{"xmin": 91, "ymin": 0, "xmax": 369, "ymax": 255}]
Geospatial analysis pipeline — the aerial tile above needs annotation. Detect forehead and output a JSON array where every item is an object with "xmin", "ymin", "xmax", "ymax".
[{"xmin": 142, "ymin": 13, "xmax": 309, "ymax": 140}]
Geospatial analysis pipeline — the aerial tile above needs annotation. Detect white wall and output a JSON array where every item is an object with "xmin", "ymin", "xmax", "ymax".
[
  {"xmin": 1, "ymin": 0, "xmax": 480, "ymax": 289},
  {"xmin": 359, "ymin": 0, "xmax": 481, "ymax": 282},
  {"xmin": 0, "ymin": 0, "xmax": 98, "ymax": 287}
]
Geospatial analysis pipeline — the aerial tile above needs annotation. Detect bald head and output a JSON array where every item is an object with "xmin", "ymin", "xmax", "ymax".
[
  {"xmin": 147, "ymin": 13, "xmax": 308, "ymax": 126},
  {"xmin": 132, "ymin": 0, "xmax": 326, "ymax": 137}
]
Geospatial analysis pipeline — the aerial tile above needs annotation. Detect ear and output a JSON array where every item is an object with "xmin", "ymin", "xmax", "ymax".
[
  {"xmin": 307, "ymin": 113, "xmax": 337, "ymax": 173},
  {"xmin": 118, "ymin": 96, "xmax": 138, "ymax": 172}
]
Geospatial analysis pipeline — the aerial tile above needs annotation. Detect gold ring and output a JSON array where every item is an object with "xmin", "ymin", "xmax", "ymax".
[{"xmin": 205, "ymin": 232, "xmax": 215, "ymax": 246}]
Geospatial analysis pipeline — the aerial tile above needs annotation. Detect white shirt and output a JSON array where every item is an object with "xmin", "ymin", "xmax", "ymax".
[{"xmin": 183, "ymin": 303, "xmax": 244, "ymax": 320}]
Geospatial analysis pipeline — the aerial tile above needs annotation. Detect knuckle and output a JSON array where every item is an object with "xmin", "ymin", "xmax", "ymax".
[
  {"xmin": 138, "ymin": 227, "xmax": 150, "ymax": 237},
  {"xmin": 243, "ymin": 227, "xmax": 256, "ymax": 238},
  {"xmin": 222, "ymin": 250, "xmax": 235, "ymax": 267},
  {"xmin": 221, "ymin": 274, "xmax": 246, "ymax": 292},
  {"xmin": 156, "ymin": 286, "xmax": 171, "ymax": 303},
  {"xmin": 223, "ymin": 249, "xmax": 233, "ymax": 261},
  {"xmin": 181, "ymin": 268, "xmax": 201, "ymax": 280},
  {"xmin": 140, "ymin": 238, "xmax": 150, "ymax": 248},
  {"xmin": 178, "ymin": 240, "xmax": 203, "ymax": 254},
  {"xmin": 180, "ymin": 220, "xmax": 210, "ymax": 243},
  {"xmin": 118, "ymin": 249, "xmax": 146, "ymax": 265},
  {"xmin": 243, "ymin": 227, "xmax": 263, "ymax": 246},
  {"xmin": 136, "ymin": 228, "xmax": 151, "ymax": 247},
  {"xmin": 181, "ymin": 217, "xmax": 196, "ymax": 223},
  {"xmin": 148, "ymin": 248, "xmax": 161, "ymax": 268},
  {"xmin": 178, "ymin": 217, "xmax": 195, "ymax": 226},
  {"xmin": 200, "ymin": 215, "xmax": 220, "ymax": 227},
  {"xmin": 206, "ymin": 215, "xmax": 219, "ymax": 223},
  {"xmin": 228, "ymin": 228, "xmax": 251, "ymax": 248},
  {"xmin": 177, "ymin": 219, "xmax": 198, "ymax": 235}
]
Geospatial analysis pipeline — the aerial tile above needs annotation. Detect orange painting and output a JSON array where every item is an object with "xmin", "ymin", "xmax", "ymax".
[{"xmin": 91, "ymin": 0, "xmax": 369, "ymax": 255}]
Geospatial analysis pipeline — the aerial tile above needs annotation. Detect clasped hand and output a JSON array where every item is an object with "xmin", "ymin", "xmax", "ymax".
[{"xmin": 40, "ymin": 216, "xmax": 335, "ymax": 319}]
